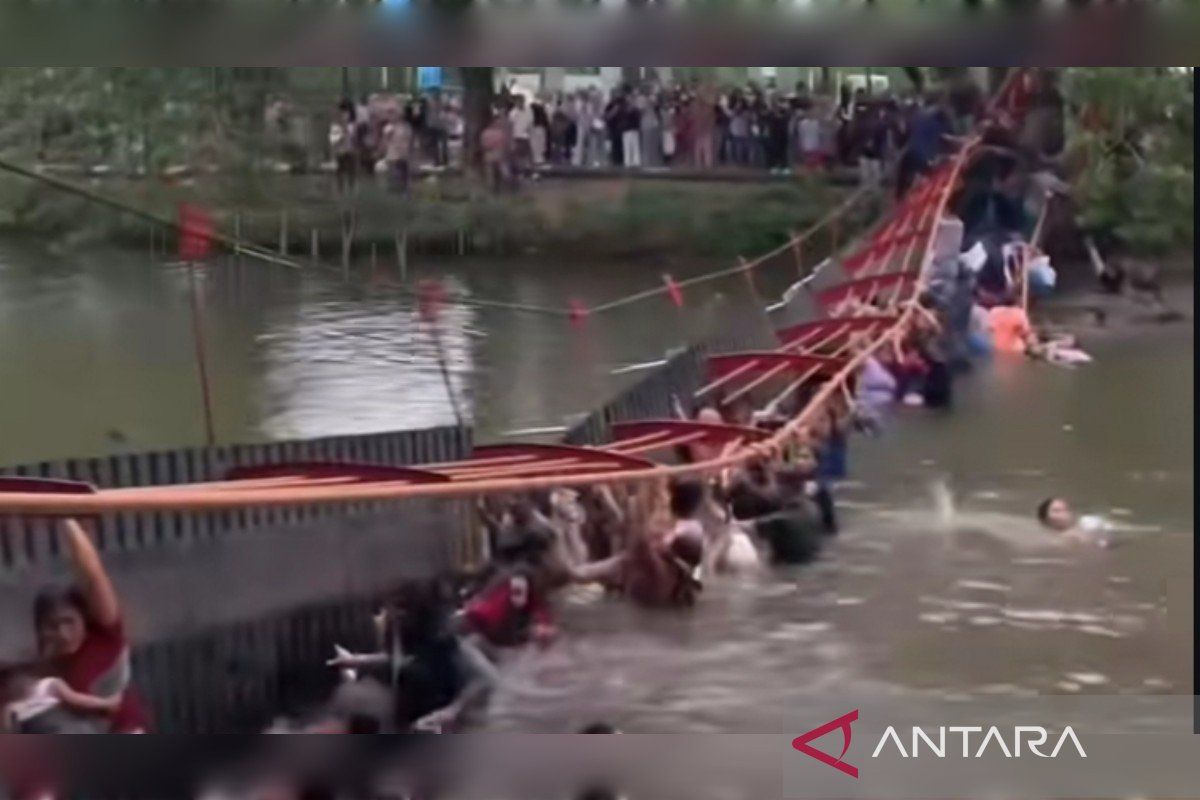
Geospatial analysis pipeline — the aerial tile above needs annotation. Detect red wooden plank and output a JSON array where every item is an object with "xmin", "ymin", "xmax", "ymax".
[
  {"xmin": 469, "ymin": 443, "xmax": 656, "ymax": 471},
  {"xmin": 0, "ymin": 477, "xmax": 97, "ymax": 495},
  {"xmin": 815, "ymin": 271, "xmax": 919, "ymax": 313},
  {"xmin": 225, "ymin": 461, "xmax": 450, "ymax": 484},
  {"xmin": 609, "ymin": 419, "xmax": 770, "ymax": 448},
  {"xmin": 707, "ymin": 352, "xmax": 847, "ymax": 382},
  {"xmin": 775, "ymin": 316, "xmax": 897, "ymax": 349},
  {"xmin": 0, "ymin": 477, "xmax": 98, "ymax": 521}
]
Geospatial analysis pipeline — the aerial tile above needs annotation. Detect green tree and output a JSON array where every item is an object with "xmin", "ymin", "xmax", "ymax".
[
  {"xmin": 460, "ymin": 67, "xmax": 495, "ymax": 174},
  {"xmin": 1065, "ymin": 68, "xmax": 1193, "ymax": 256}
]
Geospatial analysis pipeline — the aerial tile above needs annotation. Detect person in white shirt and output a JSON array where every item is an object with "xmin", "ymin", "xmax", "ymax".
[
  {"xmin": 382, "ymin": 114, "xmax": 414, "ymax": 195},
  {"xmin": 508, "ymin": 95, "xmax": 534, "ymax": 175},
  {"xmin": 1037, "ymin": 497, "xmax": 1113, "ymax": 547}
]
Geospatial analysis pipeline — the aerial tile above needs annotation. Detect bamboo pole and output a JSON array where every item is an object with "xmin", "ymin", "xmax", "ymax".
[
  {"xmin": 395, "ymin": 229, "xmax": 407, "ymax": 282},
  {"xmin": 185, "ymin": 262, "xmax": 217, "ymax": 446},
  {"xmin": 790, "ymin": 230, "xmax": 804, "ymax": 279},
  {"xmin": 233, "ymin": 213, "xmax": 243, "ymax": 268}
]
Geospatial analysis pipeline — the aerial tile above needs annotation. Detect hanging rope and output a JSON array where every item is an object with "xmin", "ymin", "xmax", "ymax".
[{"xmin": 0, "ymin": 154, "xmax": 870, "ymax": 320}]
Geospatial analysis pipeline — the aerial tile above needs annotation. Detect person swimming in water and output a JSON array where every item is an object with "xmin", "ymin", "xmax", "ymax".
[{"xmin": 1036, "ymin": 497, "xmax": 1113, "ymax": 547}]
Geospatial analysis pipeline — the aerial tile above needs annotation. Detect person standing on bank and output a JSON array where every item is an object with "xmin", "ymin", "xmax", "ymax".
[{"xmin": 33, "ymin": 518, "xmax": 149, "ymax": 733}]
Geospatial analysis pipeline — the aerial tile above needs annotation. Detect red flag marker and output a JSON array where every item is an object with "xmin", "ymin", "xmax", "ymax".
[
  {"xmin": 663, "ymin": 273, "xmax": 683, "ymax": 308},
  {"xmin": 417, "ymin": 279, "xmax": 446, "ymax": 323},
  {"xmin": 569, "ymin": 299, "xmax": 589, "ymax": 328},
  {"xmin": 178, "ymin": 203, "xmax": 214, "ymax": 262}
]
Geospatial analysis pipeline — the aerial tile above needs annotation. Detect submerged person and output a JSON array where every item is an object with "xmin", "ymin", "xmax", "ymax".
[
  {"xmin": 1025, "ymin": 331, "xmax": 1093, "ymax": 367},
  {"xmin": 32, "ymin": 518, "xmax": 149, "ymax": 733},
  {"xmin": 726, "ymin": 458, "xmax": 779, "ymax": 522},
  {"xmin": 570, "ymin": 483, "xmax": 704, "ymax": 609},
  {"xmin": 790, "ymin": 444, "xmax": 838, "ymax": 535},
  {"xmin": 855, "ymin": 350, "xmax": 897, "ymax": 432},
  {"xmin": 754, "ymin": 468, "xmax": 827, "ymax": 565},
  {"xmin": 386, "ymin": 582, "xmax": 493, "ymax": 732},
  {"xmin": 460, "ymin": 571, "xmax": 558, "ymax": 652},
  {"xmin": 815, "ymin": 403, "xmax": 851, "ymax": 482},
  {"xmin": 679, "ymin": 480, "xmax": 760, "ymax": 576},
  {"xmin": 1036, "ymin": 497, "xmax": 1114, "ymax": 547}
]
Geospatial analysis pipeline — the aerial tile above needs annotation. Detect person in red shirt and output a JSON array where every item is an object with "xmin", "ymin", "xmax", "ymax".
[
  {"xmin": 460, "ymin": 571, "xmax": 557, "ymax": 651},
  {"xmin": 33, "ymin": 518, "xmax": 149, "ymax": 733}
]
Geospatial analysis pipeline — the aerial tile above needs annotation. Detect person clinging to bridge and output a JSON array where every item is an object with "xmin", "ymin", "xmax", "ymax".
[
  {"xmin": 568, "ymin": 481, "xmax": 704, "ymax": 609},
  {"xmin": 31, "ymin": 518, "xmax": 149, "ymax": 733},
  {"xmin": 459, "ymin": 570, "xmax": 558, "ymax": 653}
]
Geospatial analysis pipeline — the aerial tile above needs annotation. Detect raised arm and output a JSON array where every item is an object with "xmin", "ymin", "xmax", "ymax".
[
  {"xmin": 60, "ymin": 519, "xmax": 120, "ymax": 629},
  {"xmin": 49, "ymin": 678, "xmax": 121, "ymax": 714}
]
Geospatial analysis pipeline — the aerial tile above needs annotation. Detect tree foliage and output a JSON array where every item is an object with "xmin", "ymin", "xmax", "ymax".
[{"xmin": 1064, "ymin": 68, "xmax": 1193, "ymax": 256}]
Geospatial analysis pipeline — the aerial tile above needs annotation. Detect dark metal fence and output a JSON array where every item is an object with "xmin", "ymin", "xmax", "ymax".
[
  {"xmin": 134, "ymin": 593, "xmax": 383, "ymax": 733},
  {"xmin": 0, "ymin": 426, "xmax": 471, "ymax": 573}
]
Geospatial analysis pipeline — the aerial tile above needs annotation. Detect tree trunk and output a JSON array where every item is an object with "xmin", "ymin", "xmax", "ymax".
[
  {"xmin": 461, "ymin": 67, "xmax": 495, "ymax": 177},
  {"xmin": 818, "ymin": 67, "xmax": 833, "ymax": 95},
  {"xmin": 903, "ymin": 67, "xmax": 926, "ymax": 94},
  {"xmin": 989, "ymin": 67, "xmax": 1011, "ymax": 94}
]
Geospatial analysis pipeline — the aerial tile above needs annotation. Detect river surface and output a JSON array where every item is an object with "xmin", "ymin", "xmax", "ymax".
[
  {"xmin": 0, "ymin": 235, "xmax": 1193, "ymax": 733},
  {"xmin": 477, "ymin": 301, "xmax": 1194, "ymax": 731},
  {"xmin": 0, "ymin": 234, "xmax": 784, "ymax": 465}
]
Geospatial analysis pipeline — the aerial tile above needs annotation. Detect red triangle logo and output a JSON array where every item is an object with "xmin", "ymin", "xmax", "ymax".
[{"xmin": 792, "ymin": 709, "xmax": 860, "ymax": 778}]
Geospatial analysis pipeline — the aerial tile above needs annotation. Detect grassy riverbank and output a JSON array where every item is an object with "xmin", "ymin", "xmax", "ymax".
[{"xmin": 0, "ymin": 170, "xmax": 877, "ymax": 262}]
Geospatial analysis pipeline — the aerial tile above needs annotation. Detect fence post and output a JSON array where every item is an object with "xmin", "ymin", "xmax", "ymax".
[{"xmin": 790, "ymin": 230, "xmax": 804, "ymax": 279}]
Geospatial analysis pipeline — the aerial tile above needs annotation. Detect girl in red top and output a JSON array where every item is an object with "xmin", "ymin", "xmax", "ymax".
[
  {"xmin": 33, "ymin": 518, "xmax": 149, "ymax": 733},
  {"xmin": 460, "ymin": 572, "xmax": 557, "ymax": 651}
]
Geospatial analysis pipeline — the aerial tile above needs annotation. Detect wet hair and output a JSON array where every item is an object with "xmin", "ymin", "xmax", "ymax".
[
  {"xmin": 33, "ymin": 585, "xmax": 88, "ymax": 632},
  {"xmin": 346, "ymin": 714, "xmax": 381, "ymax": 734},
  {"xmin": 1036, "ymin": 497, "xmax": 1059, "ymax": 526},
  {"xmin": 669, "ymin": 480, "xmax": 706, "ymax": 520},
  {"xmin": 509, "ymin": 498, "xmax": 536, "ymax": 525},
  {"xmin": 529, "ymin": 490, "xmax": 554, "ymax": 518},
  {"xmin": 390, "ymin": 580, "xmax": 451, "ymax": 651},
  {"xmin": 668, "ymin": 532, "xmax": 704, "ymax": 569}
]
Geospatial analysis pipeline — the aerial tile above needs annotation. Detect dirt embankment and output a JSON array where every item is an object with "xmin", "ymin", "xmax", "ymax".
[{"xmin": 0, "ymin": 169, "xmax": 873, "ymax": 262}]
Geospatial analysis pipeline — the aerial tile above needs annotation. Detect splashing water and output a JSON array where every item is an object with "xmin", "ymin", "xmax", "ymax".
[{"xmin": 930, "ymin": 478, "xmax": 957, "ymax": 528}]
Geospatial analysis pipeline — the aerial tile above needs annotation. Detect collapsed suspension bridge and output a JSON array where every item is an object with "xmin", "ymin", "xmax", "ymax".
[{"xmin": 0, "ymin": 70, "xmax": 1035, "ymax": 517}]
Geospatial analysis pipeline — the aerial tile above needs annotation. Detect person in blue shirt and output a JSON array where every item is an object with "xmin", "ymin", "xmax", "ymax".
[
  {"xmin": 896, "ymin": 92, "xmax": 953, "ymax": 199},
  {"xmin": 814, "ymin": 403, "xmax": 851, "ymax": 482}
]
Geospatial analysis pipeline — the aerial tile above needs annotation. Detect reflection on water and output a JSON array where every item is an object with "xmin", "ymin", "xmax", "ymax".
[{"xmin": 0, "ymin": 236, "xmax": 777, "ymax": 464}]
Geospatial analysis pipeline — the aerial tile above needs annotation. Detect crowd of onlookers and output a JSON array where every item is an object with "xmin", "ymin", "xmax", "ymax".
[{"xmin": 325, "ymin": 78, "xmax": 994, "ymax": 196}]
